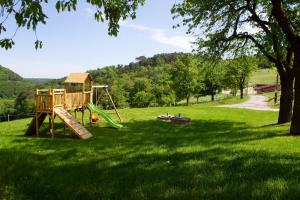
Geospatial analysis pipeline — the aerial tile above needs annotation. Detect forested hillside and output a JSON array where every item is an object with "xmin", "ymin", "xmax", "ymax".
[
  {"xmin": 0, "ymin": 65, "xmax": 33, "ymax": 98},
  {"xmin": 0, "ymin": 65, "xmax": 34, "ymax": 117},
  {"xmin": 87, "ymin": 53, "xmax": 191, "ymax": 108},
  {"xmin": 86, "ymin": 53, "xmax": 267, "ymax": 108}
]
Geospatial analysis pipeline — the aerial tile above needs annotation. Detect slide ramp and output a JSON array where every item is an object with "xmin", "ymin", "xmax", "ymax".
[
  {"xmin": 54, "ymin": 107, "xmax": 93, "ymax": 140},
  {"xmin": 87, "ymin": 103, "xmax": 123, "ymax": 129},
  {"xmin": 25, "ymin": 113, "xmax": 47, "ymax": 136}
]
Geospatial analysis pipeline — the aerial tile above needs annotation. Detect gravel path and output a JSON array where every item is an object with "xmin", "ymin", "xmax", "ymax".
[{"xmin": 219, "ymin": 95, "xmax": 279, "ymax": 111}]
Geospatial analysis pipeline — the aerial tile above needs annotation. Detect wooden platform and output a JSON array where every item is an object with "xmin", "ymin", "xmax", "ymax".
[{"xmin": 54, "ymin": 107, "xmax": 93, "ymax": 140}]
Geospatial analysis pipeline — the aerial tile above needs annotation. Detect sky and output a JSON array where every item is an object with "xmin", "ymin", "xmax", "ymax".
[{"xmin": 0, "ymin": 0, "xmax": 194, "ymax": 78}]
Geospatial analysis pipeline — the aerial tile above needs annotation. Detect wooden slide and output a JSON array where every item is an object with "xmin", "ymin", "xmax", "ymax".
[
  {"xmin": 54, "ymin": 107, "xmax": 93, "ymax": 139},
  {"xmin": 25, "ymin": 113, "xmax": 47, "ymax": 136}
]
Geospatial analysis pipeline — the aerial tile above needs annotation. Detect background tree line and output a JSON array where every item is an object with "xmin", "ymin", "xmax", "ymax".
[
  {"xmin": 81, "ymin": 53, "xmax": 260, "ymax": 109},
  {"xmin": 0, "ymin": 52, "xmax": 267, "ymax": 118}
]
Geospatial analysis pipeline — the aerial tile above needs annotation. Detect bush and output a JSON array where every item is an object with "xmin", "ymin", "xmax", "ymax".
[{"xmin": 132, "ymin": 91, "xmax": 154, "ymax": 108}]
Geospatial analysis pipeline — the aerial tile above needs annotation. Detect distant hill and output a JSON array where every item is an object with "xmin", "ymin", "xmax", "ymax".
[
  {"xmin": 25, "ymin": 78, "xmax": 54, "ymax": 84},
  {"xmin": 0, "ymin": 65, "xmax": 23, "ymax": 81},
  {"xmin": 0, "ymin": 65, "xmax": 33, "ymax": 98}
]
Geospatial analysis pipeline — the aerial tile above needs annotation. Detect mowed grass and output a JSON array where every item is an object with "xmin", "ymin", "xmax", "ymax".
[
  {"xmin": 250, "ymin": 68, "xmax": 277, "ymax": 85},
  {"xmin": 0, "ymin": 97, "xmax": 298, "ymax": 199}
]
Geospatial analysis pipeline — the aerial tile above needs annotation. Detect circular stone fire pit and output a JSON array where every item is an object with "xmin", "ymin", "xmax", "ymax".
[
  {"xmin": 157, "ymin": 113, "xmax": 191, "ymax": 125},
  {"xmin": 170, "ymin": 116, "xmax": 191, "ymax": 124}
]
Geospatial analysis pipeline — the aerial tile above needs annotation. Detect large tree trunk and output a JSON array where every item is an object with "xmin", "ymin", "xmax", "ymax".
[
  {"xmin": 270, "ymin": 0, "xmax": 299, "ymax": 130},
  {"xmin": 278, "ymin": 72, "xmax": 294, "ymax": 124},
  {"xmin": 290, "ymin": 47, "xmax": 300, "ymax": 134},
  {"xmin": 186, "ymin": 96, "xmax": 190, "ymax": 105},
  {"xmin": 240, "ymin": 85, "xmax": 244, "ymax": 99},
  {"xmin": 211, "ymin": 93, "xmax": 215, "ymax": 101}
]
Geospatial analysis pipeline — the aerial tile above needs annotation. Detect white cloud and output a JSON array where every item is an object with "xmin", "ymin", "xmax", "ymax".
[
  {"xmin": 121, "ymin": 22, "xmax": 195, "ymax": 51},
  {"xmin": 84, "ymin": 7, "xmax": 94, "ymax": 18}
]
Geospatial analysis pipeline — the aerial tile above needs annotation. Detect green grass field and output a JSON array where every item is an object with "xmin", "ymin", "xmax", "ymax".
[
  {"xmin": 0, "ymin": 97, "xmax": 297, "ymax": 199},
  {"xmin": 250, "ymin": 68, "xmax": 277, "ymax": 86}
]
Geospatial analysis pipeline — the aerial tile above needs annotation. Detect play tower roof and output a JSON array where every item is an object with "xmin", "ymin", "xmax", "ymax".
[{"xmin": 64, "ymin": 73, "xmax": 93, "ymax": 84}]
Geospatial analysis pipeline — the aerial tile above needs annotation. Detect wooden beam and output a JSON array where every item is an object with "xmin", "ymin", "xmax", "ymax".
[
  {"xmin": 50, "ymin": 111, "xmax": 55, "ymax": 138},
  {"xmin": 90, "ymin": 80, "xmax": 93, "ymax": 104},
  {"xmin": 35, "ymin": 112, "xmax": 39, "ymax": 137},
  {"xmin": 82, "ymin": 108, "xmax": 85, "ymax": 126},
  {"xmin": 104, "ymin": 87, "xmax": 122, "ymax": 122}
]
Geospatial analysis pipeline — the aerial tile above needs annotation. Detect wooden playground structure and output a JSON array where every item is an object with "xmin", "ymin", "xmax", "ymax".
[{"xmin": 25, "ymin": 73, "xmax": 122, "ymax": 140}]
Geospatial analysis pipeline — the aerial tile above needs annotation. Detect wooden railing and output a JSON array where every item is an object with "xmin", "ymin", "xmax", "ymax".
[{"xmin": 35, "ymin": 89, "xmax": 92, "ymax": 111}]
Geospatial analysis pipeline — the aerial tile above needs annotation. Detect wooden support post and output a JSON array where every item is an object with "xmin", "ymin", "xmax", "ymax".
[
  {"xmin": 64, "ymin": 89, "xmax": 67, "ymax": 109},
  {"xmin": 105, "ymin": 87, "xmax": 122, "ymax": 122},
  {"xmin": 48, "ymin": 114, "xmax": 51, "ymax": 133},
  {"xmin": 82, "ymin": 108, "xmax": 85, "ymax": 127},
  {"xmin": 82, "ymin": 82, "xmax": 85, "ymax": 106},
  {"xmin": 90, "ymin": 81, "xmax": 93, "ymax": 104},
  {"xmin": 51, "ymin": 88, "xmax": 55, "ymax": 138},
  {"xmin": 35, "ymin": 112, "xmax": 39, "ymax": 137},
  {"xmin": 50, "ymin": 112, "xmax": 55, "ymax": 138}
]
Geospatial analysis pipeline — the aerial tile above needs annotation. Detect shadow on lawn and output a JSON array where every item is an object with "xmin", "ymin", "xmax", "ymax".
[{"xmin": 1, "ymin": 119, "xmax": 294, "ymax": 199}]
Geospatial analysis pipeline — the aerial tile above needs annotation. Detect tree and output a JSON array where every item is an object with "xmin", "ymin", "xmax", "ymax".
[
  {"xmin": 129, "ymin": 77, "xmax": 153, "ymax": 107},
  {"xmin": 150, "ymin": 68, "xmax": 175, "ymax": 106},
  {"xmin": 270, "ymin": 0, "xmax": 300, "ymax": 134},
  {"xmin": 200, "ymin": 62, "xmax": 224, "ymax": 101},
  {"xmin": 172, "ymin": 0, "xmax": 295, "ymax": 124},
  {"xmin": 14, "ymin": 91, "xmax": 34, "ymax": 114},
  {"xmin": 0, "ymin": 0, "xmax": 145, "ymax": 49},
  {"xmin": 170, "ymin": 55, "xmax": 197, "ymax": 105},
  {"xmin": 132, "ymin": 91, "xmax": 154, "ymax": 108},
  {"xmin": 0, "ymin": 99, "xmax": 15, "ymax": 116},
  {"xmin": 224, "ymin": 56, "xmax": 255, "ymax": 99}
]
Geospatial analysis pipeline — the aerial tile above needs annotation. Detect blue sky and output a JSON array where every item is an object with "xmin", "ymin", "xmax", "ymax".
[{"xmin": 0, "ymin": 0, "xmax": 194, "ymax": 78}]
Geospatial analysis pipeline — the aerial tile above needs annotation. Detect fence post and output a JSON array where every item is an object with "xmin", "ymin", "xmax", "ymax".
[{"xmin": 7, "ymin": 114, "xmax": 9, "ymax": 122}]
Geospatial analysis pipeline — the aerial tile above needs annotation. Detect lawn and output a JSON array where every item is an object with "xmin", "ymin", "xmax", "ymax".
[
  {"xmin": 177, "ymin": 93, "xmax": 232, "ymax": 105},
  {"xmin": 250, "ymin": 68, "xmax": 277, "ymax": 86},
  {"xmin": 0, "ymin": 97, "xmax": 298, "ymax": 199}
]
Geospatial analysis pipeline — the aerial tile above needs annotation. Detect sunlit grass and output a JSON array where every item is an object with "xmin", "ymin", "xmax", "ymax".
[
  {"xmin": 250, "ymin": 68, "xmax": 277, "ymax": 85},
  {"xmin": 0, "ymin": 97, "xmax": 297, "ymax": 199}
]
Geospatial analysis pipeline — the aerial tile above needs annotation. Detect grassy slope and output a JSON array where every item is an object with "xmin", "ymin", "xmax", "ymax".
[
  {"xmin": 0, "ymin": 97, "xmax": 297, "ymax": 199},
  {"xmin": 250, "ymin": 68, "xmax": 280, "ymax": 108},
  {"xmin": 249, "ymin": 68, "xmax": 277, "ymax": 86}
]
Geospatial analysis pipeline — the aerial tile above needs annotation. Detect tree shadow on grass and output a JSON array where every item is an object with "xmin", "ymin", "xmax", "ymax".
[
  {"xmin": 18, "ymin": 118, "xmax": 285, "ymax": 150},
  {"xmin": 3, "ymin": 118, "xmax": 293, "ymax": 199},
  {"xmin": 1, "ymin": 146, "xmax": 300, "ymax": 199}
]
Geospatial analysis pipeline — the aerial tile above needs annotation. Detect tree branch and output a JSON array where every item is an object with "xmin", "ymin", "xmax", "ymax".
[
  {"xmin": 271, "ymin": 0, "xmax": 298, "ymax": 44},
  {"xmin": 245, "ymin": 0, "xmax": 271, "ymax": 35}
]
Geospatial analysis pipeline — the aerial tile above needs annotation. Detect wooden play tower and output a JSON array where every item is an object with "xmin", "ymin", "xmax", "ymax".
[{"xmin": 25, "ymin": 73, "xmax": 121, "ymax": 139}]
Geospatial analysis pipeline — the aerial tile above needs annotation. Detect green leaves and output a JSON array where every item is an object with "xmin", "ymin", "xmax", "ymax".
[
  {"xmin": 34, "ymin": 40, "xmax": 43, "ymax": 50},
  {"xmin": 55, "ymin": 0, "xmax": 77, "ymax": 12},
  {"xmin": 0, "ymin": 39, "xmax": 15, "ymax": 50},
  {"xmin": 0, "ymin": 25, "xmax": 6, "ymax": 34},
  {"xmin": 170, "ymin": 55, "xmax": 197, "ymax": 103}
]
